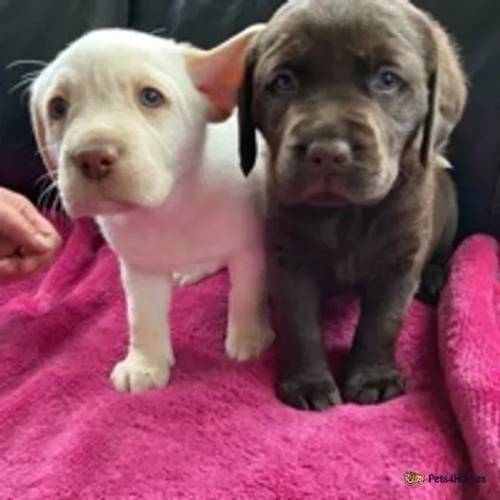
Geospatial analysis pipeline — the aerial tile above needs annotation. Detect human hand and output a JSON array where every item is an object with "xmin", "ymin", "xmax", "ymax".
[{"xmin": 0, "ymin": 188, "xmax": 61, "ymax": 283}]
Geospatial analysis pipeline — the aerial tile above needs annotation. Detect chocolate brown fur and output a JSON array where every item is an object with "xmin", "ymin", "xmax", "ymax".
[{"xmin": 238, "ymin": 0, "xmax": 466, "ymax": 410}]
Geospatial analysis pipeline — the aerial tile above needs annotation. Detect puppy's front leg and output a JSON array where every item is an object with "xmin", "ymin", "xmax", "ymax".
[
  {"xmin": 111, "ymin": 262, "xmax": 174, "ymax": 392},
  {"xmin": 274, "ymin": 265, "xmax": 341, "ymax": 411},
  {"xmin": 225, "ymin": 248, "xmax": 274, "ymax": 361},
  {"xmin": 343, "ymin": 271, "xmax": 419, "ymax": 404}
]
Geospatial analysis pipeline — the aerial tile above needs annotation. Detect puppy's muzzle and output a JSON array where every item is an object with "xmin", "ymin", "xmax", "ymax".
[
  {"xmin": 286, "ymin": 112, "xmax": 381, "ymax": 177},
  {"xmin": 69, "ymin": 143, "xmax": 121, "ymax": 182},
  {"xmin": 279, "ymin": 108, "xmax": 385, "ymax": 205},
  {"xmin": 303, "ymin": 139, "xmax": 353, "ymax": 171},
  {"xmin": 287, "ymin": 107, "xmax": 377, "ymax": 176}
]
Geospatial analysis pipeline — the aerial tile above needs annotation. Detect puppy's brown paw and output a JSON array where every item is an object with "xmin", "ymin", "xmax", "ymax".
[
  {"xmin": 343, "ymin": 364, "xmax": 404, "ymax": 404},
  {"xmin": 278, "ymin": 371, "xmax": 342, "ymax": 411},
  {"xmin": 416, "ymin": 264, "xmax": 446, "ymax": 304}
]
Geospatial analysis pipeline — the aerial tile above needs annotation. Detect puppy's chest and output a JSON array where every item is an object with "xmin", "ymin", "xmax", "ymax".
[
  {"xmin": 312, "ymin": 215, "xmax": 374, "ymax": 284},
  {"xmin": 270, "ymin": 210, "xmax": 386, "ymax": 285},
  {"xmin": 98, "ymin": 204, "xmax": 252, "ymax": 273}
]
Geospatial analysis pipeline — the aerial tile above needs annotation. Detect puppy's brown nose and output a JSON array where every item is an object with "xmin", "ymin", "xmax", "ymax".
[
  {"xmin": 306, "ymin": 140, "xmax": 352, "ymax": 168},
  {"xmin": 73, "ymin": 147, "xmax": 118, "ymax": 181}
]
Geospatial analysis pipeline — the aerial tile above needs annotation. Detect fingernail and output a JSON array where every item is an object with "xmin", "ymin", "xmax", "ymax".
[{"xmin": 34, "ymin": 233, "xmax": 53, "ymax": 248}]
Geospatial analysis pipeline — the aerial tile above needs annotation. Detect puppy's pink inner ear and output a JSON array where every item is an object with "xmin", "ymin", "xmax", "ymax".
[
  {"xmin": 184, "ymin": 24, "xmax": 264, "ymax": 122},
  {"xmin": 185, "ymin": 51, "xmax": 238, "ymax": 122}
]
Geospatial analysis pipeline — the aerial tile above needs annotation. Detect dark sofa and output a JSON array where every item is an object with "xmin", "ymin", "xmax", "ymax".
[{"xmin": 1, "ymin": 0, "xmax": 499, "ymax": 239}]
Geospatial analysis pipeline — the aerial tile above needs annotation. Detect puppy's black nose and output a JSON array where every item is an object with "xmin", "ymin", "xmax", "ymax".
[
  {"xmin": 306, "ymin": 140, "xmax": 352, "ymax": 168},
  {"xmin": 73, "ymin": 147, "xmax": 118, "ymax": 181}
]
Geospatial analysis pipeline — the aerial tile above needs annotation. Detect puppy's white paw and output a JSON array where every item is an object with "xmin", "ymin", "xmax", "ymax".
[
  {"xmin": 110, "ymin": 351, "xmax": 173, "ymax": 393},
  {"xmin": 172, "ymin": 271, "xmax": 207, "ymax": 287},
  {"xmin": 172, "ymin": 263, "xmax": 223, "ymax": 287},
  {"xmin": 225, "ymin": 323, "xmax": 275, "ymax": 361}
]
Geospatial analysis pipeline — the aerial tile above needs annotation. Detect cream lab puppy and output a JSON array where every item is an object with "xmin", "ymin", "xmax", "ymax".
[{"xmin": 30, "ymin": 27, "xmax": 274, "ymax": 392}]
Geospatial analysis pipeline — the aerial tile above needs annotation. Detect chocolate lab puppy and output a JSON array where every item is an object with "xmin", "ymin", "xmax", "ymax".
[{"xmin": 238, "ymin": 0, "xmax": 467, "ymax": 410}]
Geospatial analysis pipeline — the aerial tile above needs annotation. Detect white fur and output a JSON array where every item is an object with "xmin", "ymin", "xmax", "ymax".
[{"xmin": 31, "ymin": 29, "xmax": 274, "ymax": 392}]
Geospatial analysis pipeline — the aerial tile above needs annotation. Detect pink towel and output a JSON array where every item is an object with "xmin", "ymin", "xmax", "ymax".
[{"xmin": 0, "ymin": 219, "xmax": 498, "ymax": 499}]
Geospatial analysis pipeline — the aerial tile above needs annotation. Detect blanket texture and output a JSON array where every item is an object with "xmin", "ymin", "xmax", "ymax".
[{"xmin": 0, "ymin": 219, "xmax": 499, "ymax": 499}]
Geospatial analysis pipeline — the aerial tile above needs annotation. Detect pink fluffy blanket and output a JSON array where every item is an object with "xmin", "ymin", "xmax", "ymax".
[{"xmin": 0, "ymin": 219, "xmax": 499, "ymax": 499}]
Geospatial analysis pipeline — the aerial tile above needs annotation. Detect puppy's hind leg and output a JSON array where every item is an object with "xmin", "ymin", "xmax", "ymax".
[
  {"xmin": 225, "ymin": 248, "xmax": 275, "ymax": 361},
  {"xmin": 417, "ymin": 263, "xmax": 447, "ymax": 304},
  {"xmin": 417, "ymin": 171, "xmax": 458, "ymax": 304},
  {"xmin": 111, "ymin": 262, "xmax": 174, "ymax": 392}
]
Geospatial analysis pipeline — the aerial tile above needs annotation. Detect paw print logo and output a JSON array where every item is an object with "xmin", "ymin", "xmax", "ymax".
[{"xmin": 404, "ymin": 471, "xmax": 425, "ymax": 486}]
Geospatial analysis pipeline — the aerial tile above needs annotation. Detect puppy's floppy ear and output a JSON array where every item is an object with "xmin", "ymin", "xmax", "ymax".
[
  {"xmin": 184, "ymin": 24, "xmax": 265, "ymax": 122},
  {"xmin": 419, "ymin": 57, "xmax": 439, "ymax": 167},
  {"xmin": 238, "ymin": 47, "xmax": 258, "ymax": 176},
  {"xmin": 418, "ymin": 16, "xmax": 467, "ymax": 167},
  {"xmin": 29, "ymin": 91, "xmax": 57, "ymax": 175}
]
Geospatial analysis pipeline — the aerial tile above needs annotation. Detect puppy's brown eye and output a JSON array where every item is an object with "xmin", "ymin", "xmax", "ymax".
[
  {"xmin": 140, "ymin": 87, "xmax": 165, "ymax": 108},
  {"xmin": 48, "ymin": 96, "xmax": 68, "ymax": 120},
  {"xmin": 370, "ymin": 67, "xmax": 402, "ymax": 94},
  {"xmin": 267, "ymin": 70, "xmax": 298, "ymax": 95}
]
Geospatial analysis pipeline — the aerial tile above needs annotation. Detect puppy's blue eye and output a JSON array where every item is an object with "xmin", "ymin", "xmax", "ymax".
[
  {"xmin": 370, "ymin": 67, "xmax": 402, "ymax": 94},
  {"xmin": 140, "ymin": 87, "xmax": 165, "ymax": 108},
  {"xmin": 268, "ymin": 70, "xmax": 298, "ymax": 94}
]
